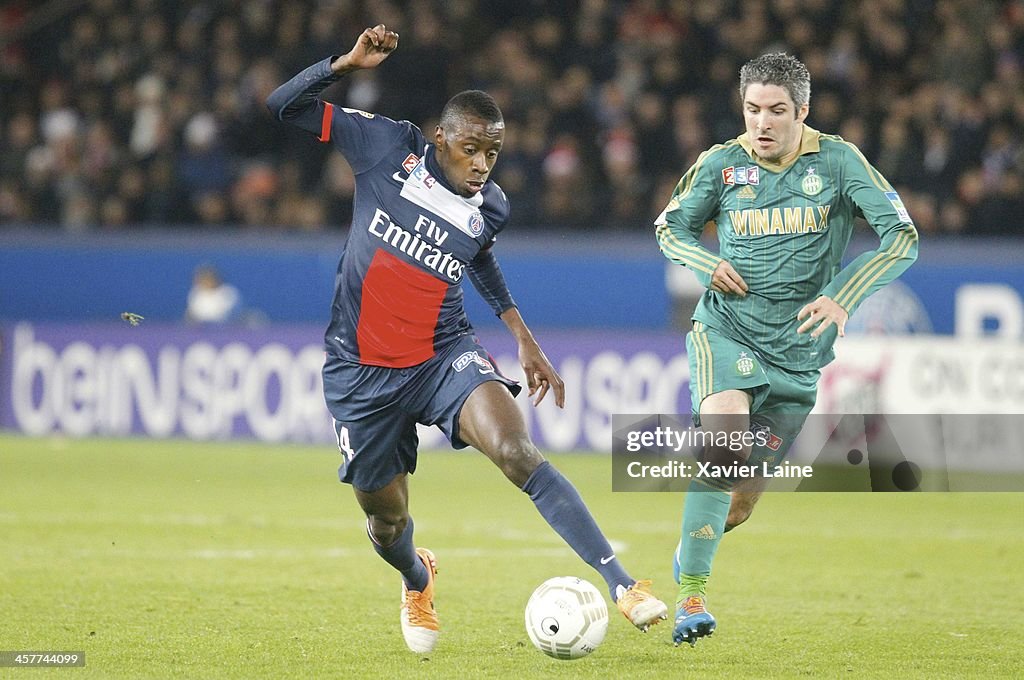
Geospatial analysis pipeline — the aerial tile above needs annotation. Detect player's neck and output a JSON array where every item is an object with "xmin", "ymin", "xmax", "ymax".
[{"xmin": 755, "ymin": 138, "xmax": 803, "ymax": 170}]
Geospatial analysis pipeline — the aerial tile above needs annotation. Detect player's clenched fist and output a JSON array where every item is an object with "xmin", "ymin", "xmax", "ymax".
[{"xmin": 332, "ymin": 24, "xmax": 399, "ymax": 74}]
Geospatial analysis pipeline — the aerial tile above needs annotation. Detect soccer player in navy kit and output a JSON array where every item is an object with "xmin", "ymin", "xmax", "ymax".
[{"xmin": 267, "ymin": 24, "xmax": 667, "ymax": 654}]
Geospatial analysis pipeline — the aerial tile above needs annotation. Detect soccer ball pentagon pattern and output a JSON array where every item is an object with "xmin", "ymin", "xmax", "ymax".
[{"xmin": 524, "ymin": 577, "xmax": 608, "ymax": 660}]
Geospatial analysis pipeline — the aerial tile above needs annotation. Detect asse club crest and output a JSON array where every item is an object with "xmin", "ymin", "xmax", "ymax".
[
  {"xmin": 801, "ymin": 167, "xmax": 823, "ymax": 196},
  {"xmin": 735, "ymin": 351, "xmax": 757, "ymax": 377}
]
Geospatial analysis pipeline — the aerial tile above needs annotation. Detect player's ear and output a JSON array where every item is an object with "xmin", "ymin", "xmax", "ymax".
[
  {"xmin": 434, "ymin": 125, "xmax": 445, "ymax": 148},
  {"xmin": 796, "ymin": 103, "xmax": 809, "ymax": 123}
]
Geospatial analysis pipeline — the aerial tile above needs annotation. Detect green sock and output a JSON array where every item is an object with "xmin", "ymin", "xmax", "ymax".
[
  {"xmin": 676, "ymin": 479, "xmax": 730, "ymax": 595},
  {"xmin": 677, "ymin": 574, "xmax": 708, "ymax": 602}
]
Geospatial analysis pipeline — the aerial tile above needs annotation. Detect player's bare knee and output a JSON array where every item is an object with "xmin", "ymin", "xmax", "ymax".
[
  {"xmin": 367, "ymin": 513, "xmax": 408, "ymax": 546},
  {"xmin": 491, "ymin": 436, "xmax": 542, "ymax": 487}
]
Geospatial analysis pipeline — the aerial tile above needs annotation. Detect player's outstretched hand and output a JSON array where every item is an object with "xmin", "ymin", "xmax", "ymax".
[
  {"xmin": 797, "ymin": 295, "xmax": 848, "ymax": 338},
  {"xmin": 333, "ymin": 24, "xmax": 398, "ymax": 73},
  {"xmin": 519, "ymin": 340, "xmax": 565, "ymax": 409},
  {"xmin": 710, "ymin": 261, "xmax": 748, "ymax": 296}
]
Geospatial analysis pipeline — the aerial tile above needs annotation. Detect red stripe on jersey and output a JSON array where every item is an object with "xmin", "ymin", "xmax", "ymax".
[
  {"xmin": 319, "ymin": 102, "xmax": 334, "ymax": 142},
  {"xmin": 357, "ymin": 249, "xmax": 448, "ymax": 367}
]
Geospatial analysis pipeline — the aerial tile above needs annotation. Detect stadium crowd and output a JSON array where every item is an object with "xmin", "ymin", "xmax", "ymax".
[{"xmin": 1, "ymin": 0, "xmax": 1022, "ymax": 233}]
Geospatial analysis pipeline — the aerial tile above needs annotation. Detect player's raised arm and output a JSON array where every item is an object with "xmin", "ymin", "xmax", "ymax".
[
  {"xmin": 331, "ymin": 24, "xmax": 399, "ymax": 74},
  {"xmin": 265, "ymin": 24, "xmax": 398, "ymax": 132},
  {"xmin": 265, "ymin": 24, "xmax": 409, "ymax": 174}
]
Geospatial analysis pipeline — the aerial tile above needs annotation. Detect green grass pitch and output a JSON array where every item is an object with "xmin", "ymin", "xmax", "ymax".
[{"xmin": 2, "ymin": 434, "xmax": 1022, "ymax": 678}]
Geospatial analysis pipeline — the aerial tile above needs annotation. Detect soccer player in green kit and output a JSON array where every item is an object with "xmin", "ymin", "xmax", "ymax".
[{"xmin": 655, "ymin": 53, "xmax": 918, "ymax": 647}]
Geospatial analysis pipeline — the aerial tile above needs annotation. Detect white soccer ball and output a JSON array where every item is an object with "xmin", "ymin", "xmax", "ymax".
[{"xmin": 524, "ymin": 576, "xmax": 608, "ymax": 660}]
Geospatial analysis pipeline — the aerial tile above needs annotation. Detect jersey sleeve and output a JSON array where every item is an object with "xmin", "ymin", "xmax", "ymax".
[
  {"xmin": 654, "ymin": 149, "xmax": 724, "ymax": 287},
  {"xmin": 819, "ymin": 143, "xmax": 919, "ymax": 316},
  {"xmin": 467, "ymin": 243, "xmax": 516, "ymax": 316},
  {"xmin": 265, "ymin": 56, "xmax": 412, "ymax": 174}
]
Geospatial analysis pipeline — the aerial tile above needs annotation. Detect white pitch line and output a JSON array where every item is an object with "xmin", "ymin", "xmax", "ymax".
[
  {"xmin": 190, "ymin": 546, "xmax": 581, "ymax": 560},
  {"xmin": 1, "ymin": 510, "xmax": 1016, "ymax": 542},
  {"xmin": 0, "ymin": 514, "xmax": 637, "ymax": 551},
  {"xmin": 7, "ymin": 543, "xmax": 632, "ymax": 562},
  {"xmin": 0, "ymin": 511, "xmax": 362, "ymax": 530}
]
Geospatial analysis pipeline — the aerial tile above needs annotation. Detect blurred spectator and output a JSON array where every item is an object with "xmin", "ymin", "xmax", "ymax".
[
  {"xmin": 179, "ymin": 112, "xmax": 232, "ymax": 220},
  {"xmin": 541, "ymin": 133, "xmax": 593, "ymax": 226},
  {"xmin": 0, "ymin": 0, "xmax": 1021, "ymax": 235},
  {"xmin": 184, "ymin": 264, "xmax": 242, "ymax": 325}
]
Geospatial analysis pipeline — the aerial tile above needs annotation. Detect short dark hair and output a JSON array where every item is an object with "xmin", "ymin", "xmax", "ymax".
[
  {"xmin": 739, "ymin": 52, "xmax": 811, "ymax": 110},
  {"xmin": 439, "ymin": 90, "xmax": 503, "ymax": 131}
]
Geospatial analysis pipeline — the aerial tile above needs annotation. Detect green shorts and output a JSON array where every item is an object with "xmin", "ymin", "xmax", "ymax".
[{"xmin": 686, "ymin": 321, "xmax": 819, "ymax": 464}]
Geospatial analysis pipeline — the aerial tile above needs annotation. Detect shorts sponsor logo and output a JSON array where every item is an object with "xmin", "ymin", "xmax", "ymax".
[
  {"xmin": 453, "ymin": 350, "xmax": 494, "ymax": 374},
  {"xmin": 751, "ymin": 424, "xmax": 784, "ymax": 452},
  {"xmin": 735, "ymin": 351, "xmax": 756, "ymax": 377}
]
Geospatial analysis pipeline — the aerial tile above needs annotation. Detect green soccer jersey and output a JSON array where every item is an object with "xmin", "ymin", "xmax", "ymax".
[{"xmin": 656, "ymin": 125, "xmax": 918, "ymax": 371}]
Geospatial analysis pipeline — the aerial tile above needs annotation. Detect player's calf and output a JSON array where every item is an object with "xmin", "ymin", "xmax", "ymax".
[{"xmin": 725, "ymin": 479, "xmax": 766, "ymax": 531}]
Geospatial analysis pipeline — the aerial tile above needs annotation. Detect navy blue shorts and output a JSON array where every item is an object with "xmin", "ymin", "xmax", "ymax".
[{"xmin": 323, "ymin": 334, "xmax": 521, "ymax": 492}]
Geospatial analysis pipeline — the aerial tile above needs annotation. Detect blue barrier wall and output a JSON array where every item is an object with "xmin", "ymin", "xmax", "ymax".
[
  {"xmin": 0, "ymin": 229, "xmax": 670, "ymax": 328},
  {"xmin": 2, "ymin": 228, "xmax": 1023, "ymax": 333}
]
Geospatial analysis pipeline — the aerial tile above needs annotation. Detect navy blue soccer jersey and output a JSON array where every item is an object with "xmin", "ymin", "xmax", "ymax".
[{"xmin": 267, "ymin": 57, "xmax": 516, "ymax": 368}]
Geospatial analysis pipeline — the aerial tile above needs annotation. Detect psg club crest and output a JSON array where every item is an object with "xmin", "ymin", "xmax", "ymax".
[{"xmin": 468, "ymin": 212, "xmax": 484, "ymax": 236}]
